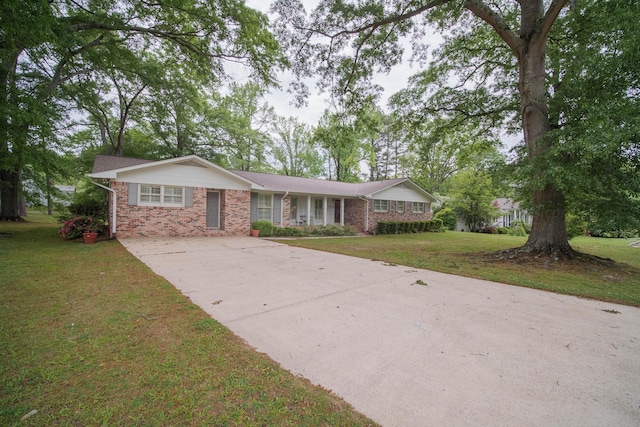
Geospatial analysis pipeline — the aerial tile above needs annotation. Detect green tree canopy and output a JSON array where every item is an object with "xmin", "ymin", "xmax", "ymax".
[
  {"xmin": 1, "ymin": 0, "xmax": 285, "ymax": 220},
  {"xmin": 272, "ymin": 0, "xmax": 639, "ymax": 259}
]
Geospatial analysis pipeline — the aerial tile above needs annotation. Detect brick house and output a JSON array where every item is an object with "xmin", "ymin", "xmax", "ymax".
[{"xmin": 90, "ymin": 154, "xmax": 439, "ymax": 238}]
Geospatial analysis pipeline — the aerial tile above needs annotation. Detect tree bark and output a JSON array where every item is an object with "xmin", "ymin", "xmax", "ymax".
[
  {"xmin": 0, "ymin": 169, "xmax": 21, "ymax": 221},
  {"xmin": 516, "ymin": 8, "xmax": 573, "ymax": 257}
]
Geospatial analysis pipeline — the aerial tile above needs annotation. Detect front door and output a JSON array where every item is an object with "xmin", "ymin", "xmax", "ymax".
[
  {"xmin": 206, "ymin": 191, "xmax": 220, "ymax": 228},
  {"xmin": 334, "ymin": 199, "xmax": 341, "ymax": 224}
]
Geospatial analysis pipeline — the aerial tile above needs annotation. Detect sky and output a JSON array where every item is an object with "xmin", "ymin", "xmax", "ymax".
[
  {"xmin": 237, "ymin": 0, "xmax": 520, "ymax": 149},
  {"xmin": 235, "ymin": 0, "xmax": 443, "ymax": 126}
]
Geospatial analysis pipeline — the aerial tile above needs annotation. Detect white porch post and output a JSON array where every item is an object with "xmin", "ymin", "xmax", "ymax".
[
  {"xmin": 307, "ymin": 196, "xmax": 311, "ymax": 225},
  {"xmin": 323, "ymin": 197, "xmax": 327, "ymax": 226},
  {"xmin": 340, "ymin": 197, "xmax": 344, "ymax": 226}
]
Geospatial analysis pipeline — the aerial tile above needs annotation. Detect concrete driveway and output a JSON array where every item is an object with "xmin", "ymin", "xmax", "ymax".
[{"xmin": 121, "ymin": 236, "xmax": 640, "ymax": 427}]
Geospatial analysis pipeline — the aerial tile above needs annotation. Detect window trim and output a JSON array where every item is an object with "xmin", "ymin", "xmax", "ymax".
[
  {"xmin": 257, "ymin": 193, "xmax": 273, "ymax": 221},
  {"xmin": 396, "ymin": 201, "xmax": 405, "ymax": 213},
  {"xmin": 373, "ymin": 199, "xmax": 389, "ymax": 212},
  {"xmin": 138, "ymin": 184, "xmax": 184, "ymax": 207},
  {"xmin": 412, "ymin": 202, "xmax": 426, "ymax": 214}
]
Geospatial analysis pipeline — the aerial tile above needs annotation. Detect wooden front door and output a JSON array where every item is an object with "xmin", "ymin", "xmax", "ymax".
[{"xmin": 334, "ymin": 199, "xmax": 341, "ymax": 224}]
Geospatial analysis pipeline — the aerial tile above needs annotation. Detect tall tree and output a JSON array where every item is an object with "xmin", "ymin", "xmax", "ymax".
[
  {"xmin": 533, "ymin": 0, "xmax": 640, "ymax": 233},
  {"xmin": 314, "ymin": 110, "xmax": 364, "ymax": 182},
  {"xmin": 269, "ymin": 115, "xmax": 323, "ymax": 177},
  {"xmin": 390, "ymin": 112, "xmax": 500, "ymax": 194},
  {"xmin": 272, "ymin": 0, "xmax": 630, "ymax": 258},
  {"xmin": 1, "ymin": 0, "xmax": 284, "ymax": 220},
  {"xmin": 449, "ymin": 169, "xmax": 501, "ymax": 233},
  {"xmin": 214, "ymin": 82, "xmax": 272, "ymax": 171}
]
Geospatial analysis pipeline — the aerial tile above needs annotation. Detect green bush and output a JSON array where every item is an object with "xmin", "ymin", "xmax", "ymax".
[
  {"xmin": 480, "ymin": 226, "xmax": 498, "ymax": 234},
  {"xmin": 590, "ymin": 228, "xmax": 638, "ymax": 239},
  {"xmin": 58, "ymin": 215, "xmax": 104, "ymax": 240},
  {"xmin": 566, "ymin": 214, "xmax": 587, "ymax": 240},
  {"xmin": 251, "ymin": 220, "xmax": 274, "ymax": 237},
  {"xmin": 272, "ymin": 224, "xmax": 357, "ymax": 237},
  {"xmin": 508, "ymin": 223, "xmax": 527, "ymax": 237},
  {"xmin": 376, "ymin": 221, "xmax": 388, "ymax": 235},
  {"xmin": 272, "ymin": 227, "xmax": 306, "ymax": 237},
  {"xmin": 65, "ymin": 182, "xmax": 108, "ymax": 221},
  {"xmin": 434, "ymin": 208, "xmax": 457, "ymax": 231},
  {"xmin": 375, "ymin": 219, "xmax": 444, "ymax": 235},
  {"xmin": 427, "ymin": 218, "xmax": 444, "ymax": 232}
]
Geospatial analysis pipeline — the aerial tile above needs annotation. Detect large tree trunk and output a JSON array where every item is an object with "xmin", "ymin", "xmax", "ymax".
[
  {"xmin": 0, "ymin": 168, "xmax": 21, "ymax": 221},
  {"xmin": 518, "ymin": 26, "xmax": 573, "ymax": 257}
]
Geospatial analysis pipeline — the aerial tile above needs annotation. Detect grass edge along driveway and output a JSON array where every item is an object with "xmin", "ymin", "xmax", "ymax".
[
  {"xmin": 0, "ymin": 214, "xmax": 377, "ymax": 427},
  {"xmin": 280, "ymin": 231, "xmax": 640, "ymax": 307}
]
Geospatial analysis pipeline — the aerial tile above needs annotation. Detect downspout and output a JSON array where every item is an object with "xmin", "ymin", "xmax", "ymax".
[
  {"xmin": 359, "ymin": 196, "xmax": 369, "ymax": 233},
  {"xmin": 90, "ymin": 180, "xmax": 117, "ymax": 238},
  {"xmin": 281, "ymin": 191, "xmax": 288, "ymax": 226}
]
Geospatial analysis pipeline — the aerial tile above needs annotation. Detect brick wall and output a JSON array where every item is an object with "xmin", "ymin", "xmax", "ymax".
[
  {"xmin": 343, "ymin": 198, "xmax": 431, "ymax": 233},
  {"xmin": 344, "ymin": 198, "xmax": 367, "ymax": 232},
  {"xmin": 221, "ymin": 189, "xmax": 251, "ymax": 235},
  {"xmin": 111, "ymin": 182, "xmax": 250, "ymax": 238},
  {"xmin": 368, "ymin": 200, "xmax": 432, "ymax": 233}
]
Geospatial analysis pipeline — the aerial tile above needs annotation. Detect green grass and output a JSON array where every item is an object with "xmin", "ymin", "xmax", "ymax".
[
  {"xmin": 280, "ymin": 231, "xmax": 640, "ymax": 307},
  {"xmin": 0, "ymin": 213, "xmax": 377, "ymax": 426}
]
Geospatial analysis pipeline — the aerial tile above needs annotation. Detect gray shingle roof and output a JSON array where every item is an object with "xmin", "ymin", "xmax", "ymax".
[
  {"xmin": 90, "ymin": 154, "xmax": 437, "ymax": 200},
  {"xmin": 232, "ymin": 170, "xmax": 408, "ymax": 197},
  {"xmin": 92, "ymin": 155, "xmax": 154, "ymax": 173}
]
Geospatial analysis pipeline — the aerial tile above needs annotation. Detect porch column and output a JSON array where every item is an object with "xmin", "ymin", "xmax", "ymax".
[
  {"xmin": 322, "ymin": 197, "xmax": 326, "ymax": 226},
  {"xmin": 340, "ymin": 198, "xmax": 344, "ymax": 226},
  {"xmin": 307, "ymin": 196, "xmax": 311, "ymax": 225}
]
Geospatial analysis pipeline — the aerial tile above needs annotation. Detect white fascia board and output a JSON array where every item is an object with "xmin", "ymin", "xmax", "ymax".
[
  {"xmin": 367, "ymin": 179, "xmax": 440, "ymax": 203},
  {"xmin": 88, "ymin": 155, "xmax": 264, "ymax": 189}
]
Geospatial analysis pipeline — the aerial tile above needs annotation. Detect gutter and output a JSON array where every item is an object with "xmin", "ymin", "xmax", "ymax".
[{"xmin": 90, "ymin": 180, "xmax": 117, "ymax": 238}]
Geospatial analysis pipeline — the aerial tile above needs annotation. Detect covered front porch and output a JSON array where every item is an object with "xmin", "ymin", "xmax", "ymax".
[{"xmin": 288, "ymin": 195, "xmax": 346, "ymax": 227}]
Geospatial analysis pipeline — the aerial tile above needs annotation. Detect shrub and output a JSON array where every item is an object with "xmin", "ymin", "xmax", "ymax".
[
  {"xmin": 434, "ymin": 207, "xmax": 457, "ymax": 231},
  {"xmin": 251, "ymin": 220, "xmax": 274, "ymax": 237},
  {"xmin": 480, "ymin": 226, "xmax": 498, "ymax": 234},
  {"xmin": 272, "ymin": 224, "xmax": 357, "ymax": 237},
  {"xmin": 427, "ymin": 218, "xmax": 444, "ymax": 232},
  {"xmin": 68, "ymin": 185, "xmax": 108, "ymax": 221},
  {"xmin": 565, "ymin": 214, "xmax": 587, "ymax": 240},
  {"xmin": 58, "ymin": 215, "xmax": 103, "ymax": 240},
  {"xmin": 590, "ymin": 229, "xmax": 638, "ymax": 239},
  {"xmin": 272, "ymin": 227, "xmax": 305, "ymax": 237},
  {"xmin": 375, "ymin": 219, "xmax": 444, "ymax": 235},
  {"xmin": 508, "ymin": 223, "xmax": 527, "ymax": 237},
  {"xmin": 376, "ymin": 221, "xmax": 388, "ymax": 235},
  {"xmin": 497, "ymin": 227, "xmax": 509, "ymax": 234}
]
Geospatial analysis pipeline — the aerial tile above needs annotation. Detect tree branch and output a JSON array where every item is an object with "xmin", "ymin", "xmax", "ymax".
[
  {"xmin": 464, "ymin": 0, "xmax": 521, "ymax": 56},
  {"xmin": 332, "ymin": 0, "xmax": 450, "ymax": 38},
  {"xmin": 539, "ymin": 0, "xmax": 570, "ymax": 43}
]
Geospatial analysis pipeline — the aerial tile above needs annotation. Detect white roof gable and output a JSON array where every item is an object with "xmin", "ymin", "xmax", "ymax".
[{"xmin": 90, "ymin": 155, "xmax": 259, "ymax": 190}]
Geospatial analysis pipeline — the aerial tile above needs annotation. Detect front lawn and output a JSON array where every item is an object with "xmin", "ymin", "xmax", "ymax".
[
  {"xmin": 0, "ymin": 213, "xmax": 376, "ymax": 426},
  {"xmin": 281, "ymin": 231, "xmax": 640, "ymax": 307}
]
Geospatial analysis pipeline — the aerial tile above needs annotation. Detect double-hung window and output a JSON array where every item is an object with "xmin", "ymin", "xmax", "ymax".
[
  {"xmin": 396, "ymin": 201, "xmax": 405, "ymax": 213},
  {"xmin": 412, "ymin": 202, "xmax": 426, "ymax": 213},
  {"xmin": 373, "ymin": 199, "xmax": 389, "ymax": 212},
  {"xmin": 258, "ymin": 193, "xmax": 272, "ymax": 221},
  {"xmin": 139, "ymin": 185, "xmax": 184, "ymax": 207}
]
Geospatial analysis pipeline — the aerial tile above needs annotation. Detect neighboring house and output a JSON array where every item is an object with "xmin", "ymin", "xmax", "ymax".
[
  {"xmin": 492, "ymin": 198, "xmax": 532, "ymax": 228},
  {"xmin": 89, "ymin": 154, "xmax": 439, "ymax": 238}
]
